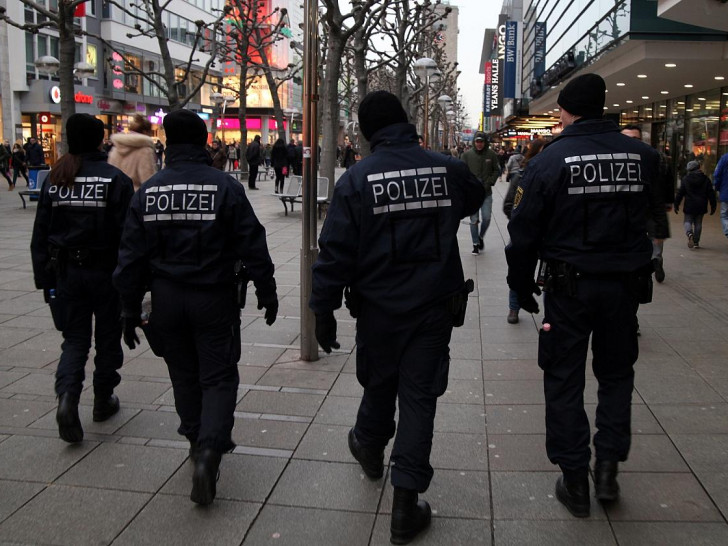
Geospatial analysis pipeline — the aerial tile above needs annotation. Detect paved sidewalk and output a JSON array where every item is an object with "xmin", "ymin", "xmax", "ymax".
[{"xmin": 0, "ymin": 171, "xmax": 727, "ymax": 545}]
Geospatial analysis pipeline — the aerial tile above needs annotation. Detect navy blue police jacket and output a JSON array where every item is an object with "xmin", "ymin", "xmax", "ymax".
[
  {"xmin": 309, "ymin": 123, "xmax": 485, "ymax": 316},
  {"xmin": 30, "ymin": 151, "xmax": 134, "ymax": 289},
  {"xmin": 505, "ymin": 118, "xmax": 669, "ymax": 293},
  {"xmin": 113, "ymin": 144, "xmax": 275, "ymax": 314}
]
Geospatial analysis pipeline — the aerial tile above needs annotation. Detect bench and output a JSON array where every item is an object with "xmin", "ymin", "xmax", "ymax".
[
  {"xmin": 19, "ymin": 169, "xmax": 49, "ymax": 209},
  {"xmin": 271, "ymin": 176, "xmax": 331, "ymax": 218},
  {"xmin": 227, "ymin": 170, "xmax": 249, "ymax": 183}
]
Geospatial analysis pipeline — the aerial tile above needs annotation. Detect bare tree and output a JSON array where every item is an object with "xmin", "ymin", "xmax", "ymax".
[{"xmin": 1, "ymin": 0, "xmax": 91, "ymax": 154}]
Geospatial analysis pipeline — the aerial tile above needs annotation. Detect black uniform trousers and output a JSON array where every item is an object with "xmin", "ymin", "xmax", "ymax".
[
  {"xmin": 353, "ymin": 302, "xmax": 453, "ymax": 493},
  {"xmin": 248, "ymin": 163, "xmax": 259, "ymax": 189},
  {"xmin": 55, "ymin": 265, "xmax": 123, "ymax": 399},
  {"xmin": 539, "ymin": 277, "xmax": 639, "ymax": 471},
  {"xmin": 151, "ymin": 278, "xmax": 240, "ymax": 453}
]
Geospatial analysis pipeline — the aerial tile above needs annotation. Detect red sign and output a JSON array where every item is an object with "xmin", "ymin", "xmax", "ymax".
[
  {"xmin": 74, "ymin": 91, "xmax": 93, "ymax": 104},
  {"xmin": 74, "ymin": 1, "xmax": 86, "ymax": 17},
  {"xmin": 38, "ymin": 112, "xmax": 52, "ymax": 124}
]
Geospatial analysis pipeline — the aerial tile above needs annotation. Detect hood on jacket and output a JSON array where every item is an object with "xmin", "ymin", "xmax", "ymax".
[{"xmin": 110, "ymin": 133, "xmax": 155, "ymax": 157}]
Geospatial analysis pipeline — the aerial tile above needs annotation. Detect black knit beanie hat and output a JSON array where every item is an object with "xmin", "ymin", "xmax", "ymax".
[
  {"xmin": 358, "ymin": 91, "xmax": 409, "ymax": 141},
  {"xmin": 66, "ymin": 114, "xmax": 105, "ymax": 154},
  {"xmin": 163, "ymin": 109, "xmax": 208, "ymax": 147},
  {"xmin": 557, "ymin": 73, "xmax": 606, "ymax": 118}
]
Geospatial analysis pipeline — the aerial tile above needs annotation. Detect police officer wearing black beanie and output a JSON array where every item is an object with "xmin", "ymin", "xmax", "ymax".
[
  {"xmin": 31, "ymin": 114, "xmax": 134, "ymax": 443},
  {"xmin": 113, "ymin": 108, "xmax": 278, "ymax": 506},
  {"xmin": 505, "ymin": 73, "xmax": 669, "ymax": 517},
  {"xmin": 310, "ymin": 91, "xmax": 484, "ymax": 544}
]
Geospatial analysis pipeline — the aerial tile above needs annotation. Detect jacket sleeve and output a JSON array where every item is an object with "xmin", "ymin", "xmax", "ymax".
[
  {"xmin": 454, "ymin": 159, "xmax": 486, "ymax": 217},
  {"xmin": 485, "ymin": 150, "xmax": 501, "ymax": 186},
  {"xmin": 505, "ymin": 162, "xmax": 549, "ymax": 292},
  {"xmin": 714, "ymin": 155, "xmax": 727, "ymax": 193},
  {"xmin": 113, "ymin": 190, "xmax": 148, "ymax": 314},
  {"xmin": 503, "ymin": 171, "xmax": 521, "ymax": 219},
  {"xmin": 310, "ymin": 176, "xmax": 360, "ymax": 314},
  {"xmin": 29, "ymin": 178, "xmax": 53, "ymax": 289},
  {"xmin": 226, "ymin": 184, "xmax": 276, "ymax": 295}
]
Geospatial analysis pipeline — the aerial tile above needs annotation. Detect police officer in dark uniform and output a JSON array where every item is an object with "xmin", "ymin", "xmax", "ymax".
[
  {"xmin": 505, "ymin": 74, "xmax": 668, "ymax": 517},
  {"xmin": 310, "ymin": 91, "xmax": 484, "ymax": 544},
  {"xmin": 112, "ymin": 109, "xmax": 278, "ymax": 506},
  {"xmin": 30, "ymin": 114, "xmax": 134, "ymax": 443}
]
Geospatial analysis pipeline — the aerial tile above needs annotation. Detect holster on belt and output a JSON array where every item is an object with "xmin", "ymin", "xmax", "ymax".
[
  {"xmin": 543, "ymin": 261, "xmax": 577, "ymax": 296},
  {"xmin": 234, "ymin": 260, "xmax": 250, "ymax": 309},
  {"xmin": 448, "ymin": 279, "xmax": 475, "ymax": 327}
]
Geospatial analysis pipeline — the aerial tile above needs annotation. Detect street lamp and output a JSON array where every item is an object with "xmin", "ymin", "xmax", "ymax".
[
  {"xmin": 413, "ymin": 57, "xmax": 438, "ymax": 148},
  {"xmin": 283, "ymin": 106, "xmax": 299, "ymax": 141},
  {"xmin": 446, "ymin": 110, "xmax": 456, "ymax": 149},
  {"xmin": 73, "ymin": 62, "xmax": 95, "ymax": 81},
  {"xmin": 34, "ymin": 56, "xmax": 60, "ymax": 77},
  {"xmin": 210, "ymin": 92, "xmax": 235, "ymax": 144}
]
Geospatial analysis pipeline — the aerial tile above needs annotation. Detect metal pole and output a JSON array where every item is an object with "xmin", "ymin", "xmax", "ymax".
[
  {"xmin": 300, "ymin": 0, "xmax": 319, "ymax": 361},
  {"xmin": 423, "ymin": 74, "xmax": 429, "ymax": 149}
]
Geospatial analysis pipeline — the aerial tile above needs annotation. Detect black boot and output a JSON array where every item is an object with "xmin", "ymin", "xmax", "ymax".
[
  {"xmin": 188, "ymin": 440, "xmax": 199, "ymax": 463},
  {"xmin": 348, "ymin": 428, "xmax": 384, "ymax": 479},
  {"xmin": 92, "ymin": 393, "xmax": 120, "ymax": 422},
  {"xmin": 555, "ymin": 468, "xmax": 590, "ymax": 518},
  {"xmin": 594, "ymin": 460, "xmax": 620, "ymax": 502},
  {"xmin": 190, "ymin": 447, "xmax": 222, "ymax": 505},
  {"xmin": 390, "ymin": 487, "xmax": 431, "ymax": 545},
  {"xmin": 56, "ymin": 392, "xmax": 83, "ymax": 443}
]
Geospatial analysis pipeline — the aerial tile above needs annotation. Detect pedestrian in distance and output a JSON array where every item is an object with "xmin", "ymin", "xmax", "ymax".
[
  {"xmin": 24, "ymin": 136, "xmax": 45, "ymax": 166},
  {"xmin": 30, "ymin": 114, "xmax": 134, "ymax": 444},
  {"xmin": 210, "ymin": 138, "xmax": 227, "ymax": 171},
  {"xmin": 714, "ymin": 151, "xmax": 728, "ymax": 241},
  {"xmin": 227, "ymin": 139, "xmax": 239, "ymax": 171},
  {"xmin": 154, "ymin": 139, "xmax": 165, "ymax": 169},
  {"xmin": 674, "ymin": 160, "xmax": 717, "ymax": 249},
  {"xmin": 11, "ymin": 142, "xmax": 30, "ymax": 187},
  {"xmin": 505, "ymin": 73, "xmax": 668, "ymax": 518},
  {"xmin": 246, "ymin": 134, "xmax": 263, "ymax": 189},
  {"xmin": 108, "ymin": 113, "xmax": 158, "ymax": 191},
  {"xmin": 271, "ymin": 138, "xmax": 288, "ymax": 194},
  {"xmin": 0, "ymin": 139, "xmax": 12, "ymax": 189},
  {"xmin": 113, "ymin": 109, "xmax": 278, "ymax": 506},
  {"xmin": 310, "ymin": 91, "xmax": 484, "ymax": 545},
  {"xmin": 461, "ymin": 131, "xmax": 499, "ymax": 255}
]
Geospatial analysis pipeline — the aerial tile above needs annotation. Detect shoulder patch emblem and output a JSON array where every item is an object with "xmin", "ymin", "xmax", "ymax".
[{"xmin": 513, "ymin": 186, "xmax": 524, "ymax": 210}]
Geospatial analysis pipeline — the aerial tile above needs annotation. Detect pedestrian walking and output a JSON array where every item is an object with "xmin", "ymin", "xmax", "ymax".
[
  {"xmin": 154, "ymin": 139, "xmax": 165, "ymax": 169},
  {"xmin": 675, "ymin": 161, "xmax": 717, "ymax": 249},
  {"xmin": 712, "ymin": 152, "xmax": 728, "ymax": 241},
  {"xmin": 0, "ymin": 139, "xmax": 12, "ymax": 189},
  {"xmin": 271, "ymin": 138, "xmax": 288, "ymax": 194},
  {"xmin": 227, "ymin": 140, "xmax": 238, "ymax": 171},
  {"xmin": 210, "ymin": 139, "xmax": 227, "ymax": 171},
  {"xmin": 246, "ymin": 135, "xmax": 262, "ymax": 189},
  {"xmin": 461, "ymin": 131, "xmax": 499, "ymax": 255},
  {"xmin": 505, "ymin": 74, "xmax": 668, "ymax": 518},
  {"xmin": 113, "ymin": 109, "xmax": 278, "ymax": 506},
  {"xmin": 30, "ymin": 114, "xmax": 134, "ymax": 444},
  {"xmin": 310, "ymin": 91, "xmax": 484, "ymax": 544},
  {"xmin": 11, "ymin": 142, "xmax": 30, "ymax": 187},
  {"xmin": 108, "ymin": 113, "xmax": 158, "ymax": 190}
]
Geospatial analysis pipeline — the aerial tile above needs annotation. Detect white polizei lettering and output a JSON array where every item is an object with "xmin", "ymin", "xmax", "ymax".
[
  {"xmin": 585, "ymin": 186, "xmax": 600, "ymax": 193},
  {"xmin": 614, "ymin": 162, "xmax": 626, "ymax": 182},
  {"xmin": 564, "ymin": 156, "xmax": 581, "ymax": 163},
  {"xmin": 433, "ymin": 167, "xmax": 447, "ymax": 174},
  {"xmin": 198, "ymin": 193, "xmax": 214, "ymax": 210},
  {"xmin": 569, "ymin": 165, "xmax": 581, "ymax": 183},
  {"xmin": 626, "ymin": 163, "xmax": 639, "ymax": 181},
  {"xmin": 368, "ymin": 173, "xmax": 384, "ymax": 181},
  {"xmin": 405, "ymin": 202, "xmax": 423, "ymax": 210},
  {"xmin": 186, "ymin": 193, "xmax": 199, "ymax": 209},
  {"xmin": 400, "ymin": 169, "xmax": 417, "ymax": 177},
  {"xmin": 372, "ymin": 183, "xmax": 385, "ymax": 204},
  {"xmin": 597, "ymin": 154, "xmax": 612, "ymax": 160},
  {"xmin": 389, "ymin": 203, "xmax": 406, "ymax": 212},
  {"xmin": 384, "ymin": 170, "xmax": 400, "ymax": 178},
  {"xmin": 146, "ymin": 195, "xmax": 156, "ymax": 209},
  {"xmin": 598, "ymin": 164, "xmax": 610, "ymax": 182},
  {"xmin": 431, "ymin": 176, "xmax": 448, "ymax": 196},
  {"xmin": 583, "ymin": 163, "xmax": 597, "ymax": 183},
  {"xmin": 568, "ymin": 187, "xmax": 585, "ymax": 194},
  {"xmin": 373, "ymin": 205, "xmax": 388, "ymax": 215},
  {"xmin": 156, "ymin": 194, "xmax": 170, "ymax": 211},
  {"xmin": 386, "ymin": 181, "xmax": 401, "ymax": 200},
  {"xmin": 628, "ymin": 153, "xmax": 641, "ymax": 160},
  {"xmin": 402, "ymin": 182, "xmax": 414, "ymax": 199},
  {"xmin": 581, "ymin": 154, "xmax": 597, "ymax": 161},
  {"xmin": 417, "ymin": 167, "xmax": 433, "ymax": 175},
  {"xmin": 419, "ymin": 177, "xmax": 432, "ymax": 197},
  {"xmin": 601, "ymin": 185, "xmax": 616, "ymax": 193}
]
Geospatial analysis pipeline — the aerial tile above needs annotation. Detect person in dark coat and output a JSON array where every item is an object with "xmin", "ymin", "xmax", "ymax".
[
  {"xmin": 674, "ymin": 161, "xmax": 717, "ymax": 249},
  {"xmin": 293, "ymin": 140, "xmax": 304, "ymax": 176},
  {"xmin": 310, "ymin": 91, "xmax": 484, "ymax": 544},
  {"xmin": 245, "ymin": 135, "xmax": 262, "ymax": 189},
  {"xmin": 30, "ymin": 114, "xmax": 134, "ymax": 444},
  {"xmin": 210, "ymin": 139, "xmax": 227, "ymax": 171},
  {"xmin": 24, "ymin": 136, "xmax": 45, "ymax": 166},
  {"xmin": 343, "ymin": 143, "xmax": 357, "ymax": 169},
  {"xmin": 271, "ymin": 138, "xmax": 289, "ymax": 193},
  {"xmin": 113, "ymin": 109, "xmax": 278, "ymax": 506}
]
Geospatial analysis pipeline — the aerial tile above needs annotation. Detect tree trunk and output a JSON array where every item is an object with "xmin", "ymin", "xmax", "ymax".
[{"xmin": 57, "ymin": 4, "xmax": 77, "ymax": 155}]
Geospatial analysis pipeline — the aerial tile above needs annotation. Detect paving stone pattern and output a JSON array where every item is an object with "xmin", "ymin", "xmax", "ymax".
[{"xmin": 0, "ymin": 170, "xmax": 727, "ymax": 544}]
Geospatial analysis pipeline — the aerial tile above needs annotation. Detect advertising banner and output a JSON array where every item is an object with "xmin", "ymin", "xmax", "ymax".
[
  {"xmin": 534, "ymin": 22, "xmax": 547, "ymax": 78},
  {"xmin": 504, "ymin": 20, "xmax": 518, "ymax": 99},
  {"xmin": 484, "ymin": 62, "xmax": 492, "ymax": 118}
]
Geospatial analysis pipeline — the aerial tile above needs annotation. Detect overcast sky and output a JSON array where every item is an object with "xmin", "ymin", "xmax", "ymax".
[{"xmin": 455, "ymin": 0, "xmax": 501, "ymax": 129}]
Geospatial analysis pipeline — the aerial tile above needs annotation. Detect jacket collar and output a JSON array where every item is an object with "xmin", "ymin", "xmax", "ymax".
[
  {"xmin": 164, "ymin": 144, "xmax": 213, "ymax": 165},
  {"xmin": 368, "ymin": 123, "xmax": 419, "ymax": 151}
]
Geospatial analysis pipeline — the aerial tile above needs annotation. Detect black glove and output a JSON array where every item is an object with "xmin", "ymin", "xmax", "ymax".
[
  {"xmin": 257, "ymin": 292, "xmax": 279, "ymax": 326},
  {"xmin": 121, "ymin": 313, "xmax": 141, "ymax": 350},
  {"xmin": 517, "ymin": 285, "xmax": 542, "ymax": 315},
  {"xmin": 315, "ymin": 312, "xmax": 340, "ymax": 354}
]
